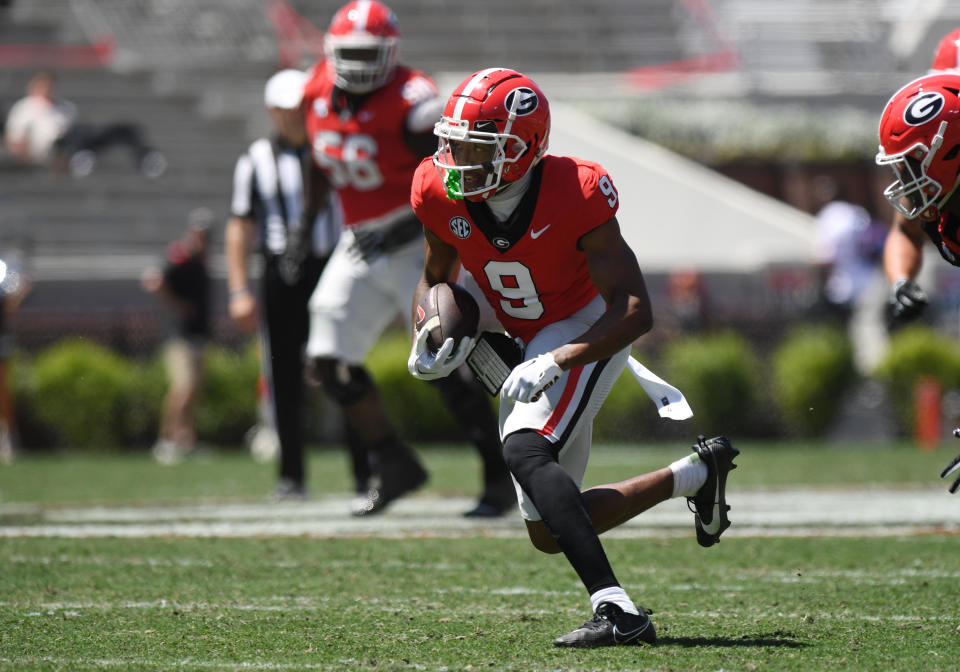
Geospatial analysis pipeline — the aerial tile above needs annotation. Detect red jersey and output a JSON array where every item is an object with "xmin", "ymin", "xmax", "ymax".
[
  {"xmin": 411, "ymin": 155, "xmax": 620, "ymax": 343},
  {"xmin": 302, "ymin": 63, "xmax": 438, "ymax": 229}
]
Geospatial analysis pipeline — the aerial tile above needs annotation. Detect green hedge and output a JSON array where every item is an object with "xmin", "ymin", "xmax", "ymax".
[
  {"xmin": 875, "ymin": 326, "xmax": 960, "ymax": 435},
  {"xmin": 30, "ymin": 339, "xmax": 131, "ymax": 448},
  {"xmin": 13, "ymin": 339, "xmax": 258, "ymax": 449},
  {"xmin": 660, "ymin": 331, "xmax": 762, "ymax": 438},
  {"xmin": 195, "ymin": 342, "xmax": 259, "ymax": 445},
  {"xmin": 11, "ymin": 324, "xmax": 960, "ymax": 448},
  {"xmin": 771, "ymin": 326, "xmax": 857, "ymax": 436}
]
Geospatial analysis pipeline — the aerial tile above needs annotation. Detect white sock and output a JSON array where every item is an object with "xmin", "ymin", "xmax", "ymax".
[
  {"xmin": 669, "ymin": 453, "xmax": 708, "ymax": 498},
  {"xmin": 590, "ymin": 586, "xmax": 638, "ymax": 615}
]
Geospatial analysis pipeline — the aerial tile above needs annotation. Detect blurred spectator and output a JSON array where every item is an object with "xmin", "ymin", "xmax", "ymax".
[
  {"xmin": 4, "ymin": 70, "xmax": 167, "ymax": 178},
  {"xmin": 0, "ymin": 254, "xmax": 31, "ymax": 464},
  {"xmin": 664, "ymin": 269, "xmax": 710, "ymax": 335},
  {"xmin": 811, "ymin": 175, "xmax": 888, "ymax": 373},
  {"xmin": 226, "ymin": 69, "xmax": 367, "ymax": 500},
  {"xmin": 141, "ymin": 209, "xmax": 213, "ymax": 464}
]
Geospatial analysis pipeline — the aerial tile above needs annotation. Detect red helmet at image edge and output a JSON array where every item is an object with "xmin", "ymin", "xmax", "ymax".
[
  {"xmin": 875, "ymin": 73, "xmax": 960, "ymax": 220},
  {"xmin": 324, "ymin": 0, "xmax": 400, "ymax": 94},
  {"xmin": 433, "ymin": 68, "xmax": 550, "ymax": 201},
  {"xmin": 932, "ymin": 28, "xmax": 960, "ymax": 72}
]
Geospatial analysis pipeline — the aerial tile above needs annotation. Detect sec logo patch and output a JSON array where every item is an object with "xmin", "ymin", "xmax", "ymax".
[{"xmin": 449, "ymin": 216, "xmax": 471, "ymax": 239}]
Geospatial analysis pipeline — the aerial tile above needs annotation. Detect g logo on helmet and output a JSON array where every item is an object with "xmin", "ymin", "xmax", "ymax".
[
  {"xmin": 904, "ymin": 92, "xmax": 945, "ymax": 126},
  {"xmin": 504, "ymin": 87, "xmax": 539, "ymax": 116}
]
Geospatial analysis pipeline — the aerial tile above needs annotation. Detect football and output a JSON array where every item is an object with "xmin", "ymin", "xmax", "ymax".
[{"xmin": 415, "ymin": 282, "xmax": 480, "ymax": 353}]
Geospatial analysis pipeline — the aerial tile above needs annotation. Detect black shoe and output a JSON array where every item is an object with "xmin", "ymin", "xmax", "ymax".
[
  {"xmin": 463, "ymin": 476, "xmax": 515, "ymax": 518},
  {"xmin": 687, "ymin": 435, "xmax": 739, "ymax": 547},
  {"xmin": 554, "ymin": 602, "xmax": 656, "ymax": 648},
  {"xmin": 272, "ymin": 478, "xmax": 307, "ymax": 502},
  {"xmin": 351, "ymin": 458, "xmax": 428, "ymax": 517}
]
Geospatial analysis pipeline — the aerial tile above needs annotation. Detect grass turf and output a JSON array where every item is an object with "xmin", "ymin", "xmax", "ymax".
[
  {"xmin": 1, "ymin": 441, "xmax": 958, "ymax": 671},
  {"xmin": 1, "ymin": 536, "xmax": 957, "ymax": 671},
  {"xmin": 0, "ymin": 440, "xmax": 954, "ymax": 504}
]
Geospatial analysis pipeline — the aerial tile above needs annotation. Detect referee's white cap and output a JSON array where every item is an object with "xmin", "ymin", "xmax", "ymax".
[{"xmin": 265, "ymin": 69, "xmax": 308, "ymax": 110}]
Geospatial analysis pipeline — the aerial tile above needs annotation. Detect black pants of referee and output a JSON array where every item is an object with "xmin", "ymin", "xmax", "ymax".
[{"xmin": 261, "ymin": 256, "xmax": 369, "ymax": 491}]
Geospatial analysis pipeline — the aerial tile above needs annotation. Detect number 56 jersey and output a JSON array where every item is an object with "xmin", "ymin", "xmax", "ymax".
[
  {"xmin": 411, "ymin": 154, "xmax": 621, "ymax": 343},
  {"xmin": 303, "ymin": 63, "xmax": 437, "ymax": 229}
]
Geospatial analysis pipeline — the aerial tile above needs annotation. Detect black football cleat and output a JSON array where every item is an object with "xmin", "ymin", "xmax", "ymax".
[
  {"xmin": 554, "ymin": 602, "xmax": 656, "ymax": 648},
  {"xmin": 351, "ymin": 457, "xmax": 428, "ymax": 517},
  {"xmin": 687, "ymin": 435, "xmax": 739, "ymax": 547},
  {"xmin": 463, "ymin": 476, "xmax": 515, "ymax": 518}
]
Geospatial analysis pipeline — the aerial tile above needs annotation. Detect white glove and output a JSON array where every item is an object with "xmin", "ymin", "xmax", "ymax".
[
  {"xmin": 502, "ymin": 352, "xmax": 563, "ymax": 403},
  {"xmin": 407, "ymin": 327, "xmax": 476, "ymax": 381}
]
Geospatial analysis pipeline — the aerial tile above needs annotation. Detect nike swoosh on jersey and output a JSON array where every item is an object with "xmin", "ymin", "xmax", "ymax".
[{"xmin": 530, "ymin": 224, "xmax": 551, "ymax": 239}]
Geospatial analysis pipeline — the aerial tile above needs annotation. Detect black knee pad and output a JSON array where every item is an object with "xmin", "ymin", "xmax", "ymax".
[
  {"xmin": 310, "ymin": 358, "xmax": 374, "ymax": 406},
  {"xmin": 502, "ymin": 431, "xmax": 557, "ymax": 486}
]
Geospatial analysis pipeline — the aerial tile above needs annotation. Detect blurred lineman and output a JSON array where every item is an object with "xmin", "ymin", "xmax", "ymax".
[
  {"xmin": 409, "ymin": 67, "xmax": 739, "ymax": 647},
  {"xmin": 881, "ymin": 28, "xmax": 960, "ymax": 324},
  {"xmin": 0, "ymin": 253, "xmax": 31, "ymax": 464},
  {"xmin": 141, "ymin": 210, "xmax": 212, "ymax": 464},
  {"xmin": 301, "ymin": 0, "xmax": 513, "ymax": 516},
  {"xmin": 876, "ymin": 33, "xmax": 960, "ymax": 490},
  {"xmin": 227, "ymin": 69, "xmax": 369, "ymax": 500}
]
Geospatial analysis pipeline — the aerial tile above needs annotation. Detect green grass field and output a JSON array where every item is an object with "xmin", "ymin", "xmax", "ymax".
[{"xmin": 1, "ymin": 442, "xmax": 958, "ymax": 671}]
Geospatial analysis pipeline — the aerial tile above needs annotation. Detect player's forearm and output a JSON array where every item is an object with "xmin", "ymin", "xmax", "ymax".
[
  {"xmin": 414, "ymin": 233, "xmax": 461, "ymax": 336},
  {"xmin": 411, "ymin": 275, "xmax": 433, "ymax": 338},
  {"xmin": 883, "ymin": 225, "xmax": 924, "ymax": 283},
  {"xmin": 301, "ymin": 156, "xmax": 330, "ymax": 225},
  {"xmin": 5, "ymin": 138, "xmax": 30, "ymax": 161},
  {"xmin": 553, "ymin": 295, "xmax": 652, "ymax": 371},
  {"xmin": 225, "ymin": 217, "xmax": 253, "ymax": 294}
]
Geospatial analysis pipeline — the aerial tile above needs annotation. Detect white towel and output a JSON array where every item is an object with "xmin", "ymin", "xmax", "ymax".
[{"xmin": 626, "ymin": 356, "xmax": 693, "ymax": 420}]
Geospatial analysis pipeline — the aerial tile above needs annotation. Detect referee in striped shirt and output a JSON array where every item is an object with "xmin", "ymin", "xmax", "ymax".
[{"xmin": 226, "ymin": 70, "xmax": 367, "ymax": 500}]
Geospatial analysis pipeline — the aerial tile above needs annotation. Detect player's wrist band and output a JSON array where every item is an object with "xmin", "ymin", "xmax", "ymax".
[{"xmin": 230, "ymin": 287, "xmax": 251, "ymax": 298}]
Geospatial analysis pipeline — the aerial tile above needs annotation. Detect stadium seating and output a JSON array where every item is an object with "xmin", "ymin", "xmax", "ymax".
[{"xmin": 4, "ymin": 0, "xmax": 960, "ymax": 352}]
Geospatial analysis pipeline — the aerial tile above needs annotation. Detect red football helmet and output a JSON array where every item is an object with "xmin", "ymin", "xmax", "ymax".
[
  {"xmin": 932, "ymin": 28, "xmax": 960, "ymax": 72},
  {"xmin": 433, "ymin": 68, "xmax": 550, "ymax": 201},
  {"xmin": 876, "ymin": 73, "xmax": 960, "ymax": 220},
  {"xmin": 324, "ymin": 0, "xmax": 399, "ymax": 94}
]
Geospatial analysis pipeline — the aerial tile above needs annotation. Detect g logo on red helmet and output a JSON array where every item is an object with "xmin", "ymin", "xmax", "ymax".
[
  {"xmin": 904, "ymin": 92, "xmax": 945, "ymax": 126},
  {"xmin": 504, "ymin": 87, "xmax": 539, "ymax": 116}
]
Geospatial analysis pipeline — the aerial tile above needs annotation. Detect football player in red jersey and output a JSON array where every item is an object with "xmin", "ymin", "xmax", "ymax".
[
  {"xmin": 882, "ymin": 31, "xmax": 960, "ymax": 324},
  {"xmin": 409, "ymin": 67, "xmax": 740, "ymax": 648},
  {"xmin": 877, "ymin": 70, "xmax": 960, "ymax": 492},
  {"xmin": 931, "ymin": 27, "xmax": 960, "ymax": 72},
  {"xmin": 300, "ymin": 1, "xmax": 512, "ymax": 517}
]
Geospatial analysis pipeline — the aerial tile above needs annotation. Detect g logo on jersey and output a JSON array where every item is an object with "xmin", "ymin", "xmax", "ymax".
[
  {"xmin": 504, "ymin": 87, "xmax": 539, "ymax": 116},
  {"xmin": 449, "ymin": 216, "xmax": 472, "ymax": 239},
  {"xmin": 492, "ymin": 237, "xmax": 510, "ymax": 249},
  {"xmin": 904, "ymin": 92, "xmax": 945, "ymax": 126}
]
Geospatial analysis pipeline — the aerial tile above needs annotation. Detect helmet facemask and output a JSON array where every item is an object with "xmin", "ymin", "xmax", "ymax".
[
  {"xmin": 324, "ymin": 34, "xmax": 398, "ymax": 94},
  {"xmin": 433, "ymin": 118, "xmax": 529, "ymax": 201},
  {"xmin": 877, "ymin": 121, "xmax": 948, "ymax": 220}
]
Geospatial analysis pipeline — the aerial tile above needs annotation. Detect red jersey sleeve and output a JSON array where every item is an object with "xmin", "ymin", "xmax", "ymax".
[
  {"xmin": 411, "ymin": 157, "xmax": 447, "ymax": 235},
  {"xmin": 410, "ymin": 158, "xmax": 429, "ymax": 219},
  {"xmin": 575, "ymin": 161, "xmax": 621, "ymax": 237}
]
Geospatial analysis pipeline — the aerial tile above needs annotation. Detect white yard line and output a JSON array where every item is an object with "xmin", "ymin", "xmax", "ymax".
[{"xmin": 0, "ymin": 488, "xmax": 957, "ymax": 539}]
